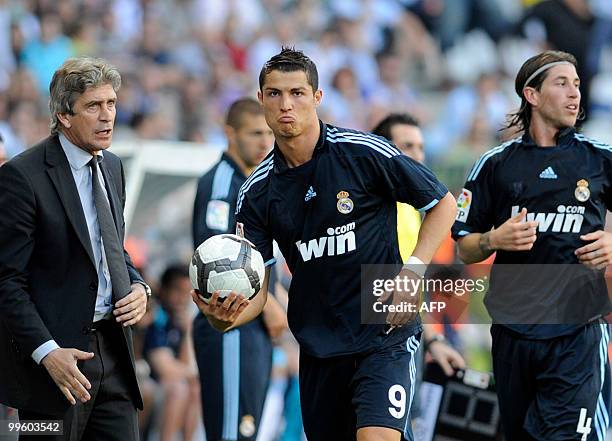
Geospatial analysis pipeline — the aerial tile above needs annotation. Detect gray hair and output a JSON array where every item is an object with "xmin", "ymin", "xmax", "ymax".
[{"xmin": 49, "ymin": 57, "xmax": 121, "ymax": 134}]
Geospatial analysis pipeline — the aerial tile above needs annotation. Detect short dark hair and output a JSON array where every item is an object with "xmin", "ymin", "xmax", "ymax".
[
  {"xmin": 226, "ymin": 97, "xmax": 263, "ymax": 129},
  {"xmin": 371, "ymin": 113, "xmax": 420, "ymax": 141},
  {"xmin": 506, "ymin": 50, "xmax": 579, "ymax": 132},
  {"xmin": 160, "ymin": 264, "xmax": 189, "ymax": 290},
  {"xmin": 259, "ymin": 47, "xmax": 319, "ymax": 92}
]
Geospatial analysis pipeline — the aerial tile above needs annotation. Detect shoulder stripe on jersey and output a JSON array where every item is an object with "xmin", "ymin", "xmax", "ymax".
[
  {"xmin": 211, "ymin": 160, "xmax": 234, "ymax": 200},
  {"xmin": 326, "ymin": 129, "xmax": 402, "ymax": 159},
  {"xmin": 327, "ymin": 131, "xmax": 400, "ymax": 158},
  {"xmin": 327, "ymin": 126, "xmax": 402, "ymax": 157},
  {"xmin": 327, "ymin": 126, "xmax": 402, "ymax": 156},
  {"xmin": 574, "ymin": 133, "xmax": 612, "ymax": 153},
  {"xmin": 467, "ymin": 137, "xmax": 521, "ymax": 181},
  {"xmin": 235, "ymin": 155, "xmax": 273, "ymax": 206},
  {"xmin": 327, "ymin": 134, "xmax": 396, "ymax": 158},
  {"xmin": 235, "ymin": 159, "xmax": 274, "ymax": 214},
  {"xmin": 328, "ymin": 126, "xmax": 402, "ymax": 156},
  {"xmin": 417, "ymin": 198, "xmax": 439, "ymax": 212},
  {"xmin": 242, "ymin": 155, "xmax": 274, "ymax": 189}
]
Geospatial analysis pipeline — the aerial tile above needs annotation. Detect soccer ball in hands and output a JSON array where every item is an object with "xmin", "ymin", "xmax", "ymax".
[{"xmin": 189, "ymin": 234, "xmax": 265, "ymax": 303}]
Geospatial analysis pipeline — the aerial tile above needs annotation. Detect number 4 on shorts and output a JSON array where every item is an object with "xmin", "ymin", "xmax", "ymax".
[{"xmin": 576, "ymin": 408, "xmax": 592, "ymax": 441}]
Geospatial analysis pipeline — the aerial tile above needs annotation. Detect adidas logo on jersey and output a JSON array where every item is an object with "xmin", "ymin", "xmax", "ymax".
[
  {"xmin": 511, "ymin": 205, "xmax": 584, "ymax": 233},
  {"xmin": 539, "ymin": 167, "xmax": 558, "ymax": 179},
  {"xmin": 304, "ymin": 186, "xmax": 317, "ymax": 202},
  {"xmin": 296, "ymin": 222, "xmax": 356, "ymax": 261}
]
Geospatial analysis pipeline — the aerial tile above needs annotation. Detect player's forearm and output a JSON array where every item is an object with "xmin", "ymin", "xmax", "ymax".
[
  {"xmin": 457, "ymin": 232, "xmax": 495, "ymax": 264},
  {"xmin": 412, "ymin": 192, "xmax": 457, "ymax": 264}
]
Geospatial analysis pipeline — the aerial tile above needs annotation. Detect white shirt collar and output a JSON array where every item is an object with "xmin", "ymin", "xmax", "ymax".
[{"xmin": 58, "ymin": 132, "xmax": 104, "ymax": 171}]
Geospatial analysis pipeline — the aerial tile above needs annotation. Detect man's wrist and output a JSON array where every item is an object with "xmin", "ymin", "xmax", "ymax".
[
  {"xmin": 32, "ymin": 340, "xmax": 60, "ymax": 365},
  {"xmin": 206, "ymin": 315, "xmax": 233, "ymax": 332},
  {"xmin": 424, "ymin": 334, "xmax": 446, "ymax": 351},
  {"xmin": 403, "ymin": 256, "xmax": 426, "ymax": 278},
  {"xmin": 479, "ymin": 231, "xmax": 494, "ymax": 254},
  {"xmin": 135, "ymin": 281, "xmax": 152, "ymax": 299}
]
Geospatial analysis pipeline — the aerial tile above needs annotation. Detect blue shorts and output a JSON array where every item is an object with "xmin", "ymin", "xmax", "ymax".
[
  {"xmin": 193, "ymin": 314, "xmax": 272, "ymax": 441},
  {"xmin": 299, "ymin": 329, "xmax": 422, "ymax": 441},
  {"xmin": 491, "ymin": 323, "xmax": 610, "ymax": 441}
]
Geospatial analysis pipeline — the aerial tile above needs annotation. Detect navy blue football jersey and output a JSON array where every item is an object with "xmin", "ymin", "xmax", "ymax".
[
  {"xmin": 452, "ymin": 128, "xmax": 612, "ymax": 338},
  {"xmin": 193, "ymin": 153, "xmax": 246, "ymax": 249},
  {"xmin": 235, "ymin": 121, "xmax": 448, "ymax": 357}
]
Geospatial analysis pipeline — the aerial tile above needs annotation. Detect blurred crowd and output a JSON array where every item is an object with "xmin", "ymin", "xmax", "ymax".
[{"xmin": 1, "ymin": 0, "xmax": 612, "ymax": 191}]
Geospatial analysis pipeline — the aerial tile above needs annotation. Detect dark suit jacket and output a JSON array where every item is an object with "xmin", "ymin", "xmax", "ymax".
[{"xmin": 0, "ymin": 135, "xmax": 144, "ymax": 416}]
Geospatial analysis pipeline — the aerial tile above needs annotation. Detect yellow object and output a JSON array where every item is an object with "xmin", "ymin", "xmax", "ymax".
[{"xmin": 397, "ymin": 202, "xmax": 421, "ymax": 263}]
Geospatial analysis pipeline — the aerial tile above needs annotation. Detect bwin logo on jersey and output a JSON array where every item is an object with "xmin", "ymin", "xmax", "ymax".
[
  {"xmin": 295, "ymin": 222, "xmax": 356, "ymax": 261},
  {"xmin": 511, "ymin": 205, "xmax": 585, "ymax": 233}
]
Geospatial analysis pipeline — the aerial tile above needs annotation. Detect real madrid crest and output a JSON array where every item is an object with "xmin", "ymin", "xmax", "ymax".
[
  {"xmin": 575, "ymin": 179, "xmax": 590, "ymax": 202},
  {"xmin": 337, "ymin": 191, "xmax": 354, "ymax": 214},
  {"xmin": 239, "ymin": 415, "xmax": 256, "ymax": 437}
]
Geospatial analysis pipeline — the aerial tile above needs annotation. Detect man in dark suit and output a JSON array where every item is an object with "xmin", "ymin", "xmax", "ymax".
[{"xmin": 0, "ymin": 57, "xmax": 151, "ymax": 440}]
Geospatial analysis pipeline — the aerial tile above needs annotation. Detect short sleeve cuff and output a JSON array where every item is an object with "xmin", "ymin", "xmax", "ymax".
[
  {"xmin": 264, "ymin": 258, "xmax": 277, "ymax": 267},
  {"xmin": 417, "ymin": 198, "xmax": 439, "ymax": 212},
  {"xmin": 451, "ymin": 225, "xmax": 476, "ymax": 240},
  {"xmin": 32, "ymin": 340, "xmax": 60, "ymax": 364}
]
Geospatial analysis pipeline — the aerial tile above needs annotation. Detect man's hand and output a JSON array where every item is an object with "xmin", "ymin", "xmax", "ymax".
[
  {"xmin": 487, "ymin": 208, "xmax": 538, "ymax": 252},
  {"xmin": 113, "ymin": 283, "xmax": 148, "ymax": 327},
  {"xmin": 575, "ymin": 231, "xmax": 612, "ymax": 269},
  {"xmin": 428, "ymin": 340, "xmax": 466, "ymax": 376},
  {"xmin": 262, "ymin": 295, "xmax": 288, "ymax": 340},
  {"xmin": 377, "ymin": 268, "xmax": 421, "ymax": 328},
  {"xmin": 191, "ymin": 290, "xmax": 249, "ymax": 329},
  {"xmin": 41, "ymin": 348, "xmax": 94, "ymax": 405}
]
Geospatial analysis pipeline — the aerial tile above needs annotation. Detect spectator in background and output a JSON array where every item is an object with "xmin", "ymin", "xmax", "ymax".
[
  {"xmin": 0, "ymin": 92, "xmax": 25, "ymax": 160},
  {"xmin": 0, "ymin": 134, "xmax": 7, "ymax": 167},
  {"xmin": 144, "ymin": 264, "xmax": 200, "ymax": 441},
  {"xmin": 368, "ymin": 50, "xmax": 422, "ymax": 128},
  {"xmin": 520, "ymin": 0, "xmax": 595, "ymax": 117},
  {"xmin": 427, "ymin": 72, "xmax": 509, "ymax": 160},
  {"xmin": 20, "ymin": 13, "xmax": 72, "ymax": 94},
  {"xmin": 129, "ymin": 110, "xmax": 175, "ymax": 141},
  {"xmin": 403, "ymin": 0, "xmax": 511, "ymax": 50},
  {"xmin": 0, "ymin": 0, "xmax": 15, "ymax": 83},
  {"xmin": 320, "ymin": 66, "xmax": 369, "ymax": 130},
  {"xmin": 587, "ymin": 0, "xmax": 612, "ymax": 78}
]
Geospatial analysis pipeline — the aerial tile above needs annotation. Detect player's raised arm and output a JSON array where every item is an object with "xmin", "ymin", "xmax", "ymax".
[{"xmin": 191, "ymin": 266, "xmax": 270, "ymax": 332}]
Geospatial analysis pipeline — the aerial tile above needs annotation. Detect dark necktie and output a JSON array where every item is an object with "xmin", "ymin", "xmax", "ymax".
[{"xmin": 89, "ymin": 156, "xmax": 131, "ymax": 301}]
